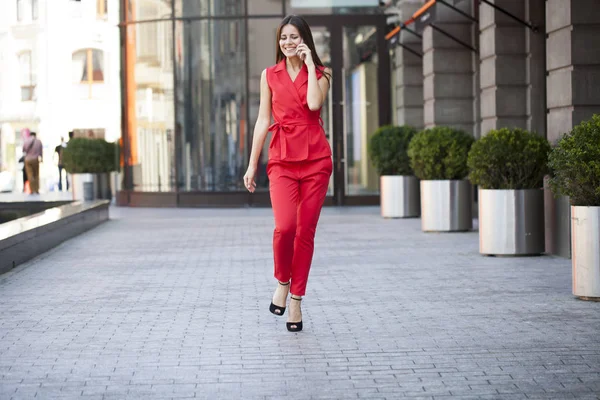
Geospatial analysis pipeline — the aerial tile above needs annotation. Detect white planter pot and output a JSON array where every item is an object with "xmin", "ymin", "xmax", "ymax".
[
  {"xmin": 421, "ymin": 180, "xmax": 472, "ymax": 232},
  {"xmin": 380, "ymin": 175, "xmax": 419, "ymax": 218},
  {"xmin": 478, "ymin": 188, "xmax": 545, "ymax": 255},
  {"xmin": 571, "ymin": 206, "xmax": 600, "ymax": 300},
  {"xmin": 71, "ymin": 173, "xmax": 97, "ymax": 202}
]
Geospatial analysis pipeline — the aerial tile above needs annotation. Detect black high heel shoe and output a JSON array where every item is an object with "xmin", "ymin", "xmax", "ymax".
[
  {"xmin": 286, "ymin": 296, "xmax": 303, "ymax": 332},
  {"xmin": 269, "ymin": 281, "xmax": 289, "ymax": 316}
]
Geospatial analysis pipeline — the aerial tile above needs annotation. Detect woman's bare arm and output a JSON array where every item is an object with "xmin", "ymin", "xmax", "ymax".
[
  {"xmin": 248, "ymin": 69, "xmax": 272, "ymax": 168},
  {"xmin": 306, "ymin": 66, "xmax": 331, "ymax": 111},
  {"xmin": 244, "ymin": 69, "xmax": 272, "ymax": 192}
]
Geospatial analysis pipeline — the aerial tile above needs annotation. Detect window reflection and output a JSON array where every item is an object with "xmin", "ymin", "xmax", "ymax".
[
  {"xmin": 174, "ymin": 0, "xmax": 244, "ymax": 17},
  {"xmin": 285, "ymin": 0, "xmax": 381, "ymax": 15},
  {"xmin": 247, "ymin": 18, "xmax": 279, "ymax": 191},
  {"xmin": 175, "ymin": 19, "xmax": 247, "ymax": 191},
  {"xmin": 131, "ymin": 0, "xmax": 171, "ymax": 21},
  {"xmin": 343, "ymin": 25, "xmax": 379, "ymax": 195},
  {"xmin": 309, "ymin": 26, "xmax": 334, "ymax": 196},
  {"xmin": 124, "ymin": 21, "xmax": 175, "ymax": 192},
  {"xmin": 248, "ymin": 0, "xmax": 283, "ymax": 15}
]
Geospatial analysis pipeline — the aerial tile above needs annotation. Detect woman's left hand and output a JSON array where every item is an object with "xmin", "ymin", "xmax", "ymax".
[{"xmin": 296, "ymin": 44, "xmax": 314, "ymax": 66}]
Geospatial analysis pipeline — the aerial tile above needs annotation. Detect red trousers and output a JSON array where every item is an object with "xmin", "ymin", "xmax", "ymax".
[{"xmin": 267, "ymin": 156, "xmax": 332, "ymax": 296}]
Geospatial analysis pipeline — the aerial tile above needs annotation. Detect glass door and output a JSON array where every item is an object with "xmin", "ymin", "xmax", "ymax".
[
  {"xmin": 342, "ymin": 25, "xmax": 380, "ymax": 198},
  {"xmin": 305, "ymin": 15, "xmax": 391, "ymax": 206},
  {"xmin": 309, "ymin": 26, "xmax": 335, "ymax": 197}
]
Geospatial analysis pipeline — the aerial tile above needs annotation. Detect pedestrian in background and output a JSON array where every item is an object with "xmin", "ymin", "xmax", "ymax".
[
  {"xmin": 19, "ymin": 129, "xmax": 30, "ymax": 193},
  {"xmin": 22, "ymin": 132, "xmax": 43, "ymax": 195},
  {"xmin": 243, "ymin": 15, "xmax": 332, "ymax": 332},
  {"xmin": 18, "ymin": 155, "xmax": 28, "ymax": 193},
  {"xmin": 55, "ymin": 136, "xmax": 68, "ymax": 191}
]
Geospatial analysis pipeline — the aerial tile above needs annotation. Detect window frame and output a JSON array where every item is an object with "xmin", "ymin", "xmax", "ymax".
[
  {"xmin": 72, "ymin": 48, "xmax": 106, "ymax": 99},
  {"xmin": 96, "ymin": 0, "xmax": 107, "ymax": 18},
  {"xmin": 16, "ymin": 0, "xmax": 24, "ymax": 21},
  {"xmin": 18, "ymin": 50, "xmax": 35, "ymax": 101},
  {"xmin": 32, "ymin": 0, "xmax": 38, "ymax": 20}
]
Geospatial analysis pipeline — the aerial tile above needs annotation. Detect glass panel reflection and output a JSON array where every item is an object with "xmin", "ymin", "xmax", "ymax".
[
  {"xmin": 310, "ymin": 26, "xmax": 334, "ymax": 196},
  {"xmin": 285, "ymin": 0, "xmax": 381, "ymax": 15},
  {"xmin": 248, "ymin": 0, "xmax": 284, "ymax": 15},
  {"xmin": 343, "ymin": 25, "xmax": 379, "ymax": 195},
  {"xmin": 247, "ymin": 18, "xmax": 279, "ymax": 191},
  {"xmin": 128, "ymin": 0, "xmax": 172, "ymax": 22},
  {"xmin": 175, "ymin": 19, "xmax": 247, "ymax": 191},
  {"xmin": 124, "ymin": 21, "xmax": 175, "ymax": 192},
  {"xmin": 174, "ymin": 0, "xmax": 244, "ymax": 17}
]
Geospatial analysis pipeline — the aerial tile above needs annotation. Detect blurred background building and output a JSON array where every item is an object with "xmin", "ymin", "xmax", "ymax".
[{"xmin": 0, "ymin": 0, "xmax": 121, "ymax": 192}]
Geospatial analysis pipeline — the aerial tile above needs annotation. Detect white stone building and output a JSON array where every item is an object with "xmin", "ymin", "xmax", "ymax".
[{"xmin": 0, "ymin": 0, "xmax": 121, "ymax": 192}]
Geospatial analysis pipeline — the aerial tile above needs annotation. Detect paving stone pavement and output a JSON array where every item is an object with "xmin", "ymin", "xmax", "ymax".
[{"xmin": 0, "ymin": 206, "xmax": 599, "ymax": 400}]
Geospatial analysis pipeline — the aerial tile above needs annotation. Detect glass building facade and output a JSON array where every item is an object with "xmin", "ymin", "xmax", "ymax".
[{"xmin": 119, "ymin": 0, "xmax": 391, "ymax": 207}]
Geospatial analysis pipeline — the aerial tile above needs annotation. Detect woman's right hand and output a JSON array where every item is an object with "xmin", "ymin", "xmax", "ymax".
[{"xmin": 243, "ymin": 165, "xmax": 257, "ymax": 193}]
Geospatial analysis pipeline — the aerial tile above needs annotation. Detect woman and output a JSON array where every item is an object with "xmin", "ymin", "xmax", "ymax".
[{"xmin": 243, "ymin": 15, "xmax": 332, "ymax": 332}]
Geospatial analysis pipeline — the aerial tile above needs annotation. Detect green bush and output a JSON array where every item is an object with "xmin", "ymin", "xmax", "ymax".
[
  {"xmin": 62, "ymin": 138, "xmax": 118, "ymax": 174},
  {"xmin": 407, "ymin": 126, "xmax": 474, "ymax": 180},
  {"xmin": 368, "ymin": 125, "xmax": 417, "ymax": 176},
  {"xmin": 548, "ymin": 114, "xmax": 600, "ymax": 206},
  {"xmin": 467, "ymin": 128, "xmax": 551, "ymax": 189}
]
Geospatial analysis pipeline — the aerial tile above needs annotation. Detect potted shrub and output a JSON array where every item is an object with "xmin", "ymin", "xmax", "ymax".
[
  {"xmin": 408, "ymin": 126, "xmax": 474, "ymax": 232},
  {"xmin": 467, "ymin": 127, "xmax": 551, "ymax": 255},
  {"xmin": 62, "ymin": 138, "xmax": 118, "ymax": 201},
  {"xmin": 368, "ymin": 125, "xmax": 419, "ymax": 218},
  {"xmin": 548, "ymin": 114, "xmax": 600, "ymax": 300}
]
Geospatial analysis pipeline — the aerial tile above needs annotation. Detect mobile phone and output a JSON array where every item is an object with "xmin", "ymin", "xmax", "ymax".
[{"xmin": 299, "ymin": 39, "xmax": 305, "ymax": 61}]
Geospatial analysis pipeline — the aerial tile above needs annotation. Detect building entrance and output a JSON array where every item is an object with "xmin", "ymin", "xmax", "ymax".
[
  {"xmin": 117, "ymin": 11, "xmax": 391, "ymax": 207},
  {"xmin": 304, "ymin": 14, "xmax": 391, "ymax": 206}
]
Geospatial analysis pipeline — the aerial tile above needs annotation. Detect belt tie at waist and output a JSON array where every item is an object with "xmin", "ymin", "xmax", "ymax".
[{"xmin": 268, "ymin": 118, "xmax": 323, "ymax": 160}]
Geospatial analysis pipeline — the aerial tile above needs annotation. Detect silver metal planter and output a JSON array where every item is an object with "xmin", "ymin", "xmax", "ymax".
[
  {"xmin": 380, "ymin": 175, "xmax": 420, "ymax": 218},
  {"xmin": 421, "ymin": 180, "xmax": 472, "ymax": 232},
  {"xmin": 478, "ymin": 189, "xmax": 545, "ymax": 255},
  {"xmin": 571, "ymin": 206, "xmax": 600, "ymax": 300}
]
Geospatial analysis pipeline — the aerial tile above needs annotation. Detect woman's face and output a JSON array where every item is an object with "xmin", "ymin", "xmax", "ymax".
[{"xmin": 279, "ymin": 24, "xmax": 302, "ymax": 59}]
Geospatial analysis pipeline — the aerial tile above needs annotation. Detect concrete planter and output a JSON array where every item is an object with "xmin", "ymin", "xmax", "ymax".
[
  {"xmin": 72, "ymin": 173, "xmax": 113, "ymax": 201},
  {"xmin": 420, "ymin": 180, "xmax": 472, "ymax": 232},
  {"xmin": 380, "ymin": 175, "xmax": 420, "ymax": 218},
  {"xmin": 478, "ymin": 188, "xmax": 545, "ymax": 255},
  {"xmin": 571, "ymin": 206, "xmax": 600, "ymax": 301},
  {"xmin": 71, "ymin": 173, "xmax": 97, "ymax": 202},
  {"xmin": 96, "ymin": 173, "xmax": 112, "ymax": 200}
]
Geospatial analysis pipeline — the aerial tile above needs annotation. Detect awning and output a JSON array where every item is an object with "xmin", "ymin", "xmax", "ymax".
[
  {"xmin": 479, "ymin": 0, "xmax": 539, "ymax": 31},
  {"xmin": 386, "ymin": 0, "xmax": 480, "ymax": 53},
  {"xmin": 386, "ymin": 0, "xmax": 538, "ymax": 48},
  {"xmin": 385, "ymin": 0, "xmax": 435, "ymax": 42}
]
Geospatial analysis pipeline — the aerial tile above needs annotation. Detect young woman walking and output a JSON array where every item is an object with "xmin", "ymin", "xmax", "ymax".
[{"xmin": 243, "ymin": 15, "xmax": 332, "ymax": 332}]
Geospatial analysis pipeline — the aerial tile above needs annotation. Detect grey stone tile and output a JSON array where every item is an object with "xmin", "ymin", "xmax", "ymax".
[{"xmin": 0, "ymin": 206, "xmax": 598, "ymax": 399}]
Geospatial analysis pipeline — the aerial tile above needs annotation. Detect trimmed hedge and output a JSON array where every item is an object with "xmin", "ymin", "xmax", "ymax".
[
  {"xmin": 407, "ymin": 126, "xmax": 474, "ymax": 180},
  {"xmin": 467, "ymin": 128, "xmax": 551, "ymax": 189},
  {"xmin": 548, "ymin": 114, "xmax": 600, "ymax": 206},
  {"xmin": 62, "ymin": 138, "xmax": 118, "ymax": 174},
  {"xmin": 368, "ymin": 125, "xmax": 417, "ymax": 176}
]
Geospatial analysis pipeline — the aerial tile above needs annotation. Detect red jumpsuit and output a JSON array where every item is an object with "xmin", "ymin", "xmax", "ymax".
[{"xmin": 266, "ymin": 60, "xmax": 333, "ymax": 297}]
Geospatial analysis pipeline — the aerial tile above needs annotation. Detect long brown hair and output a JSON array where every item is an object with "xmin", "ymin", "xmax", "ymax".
[{"xmin": 275, "ymin": 15, "xmax": 331, "ymax": 83}]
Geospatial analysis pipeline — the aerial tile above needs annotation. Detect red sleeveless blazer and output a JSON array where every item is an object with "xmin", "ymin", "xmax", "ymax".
[{"xmin": 266, "ymin": 60, "xmax": 332, "ymax": 162}]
